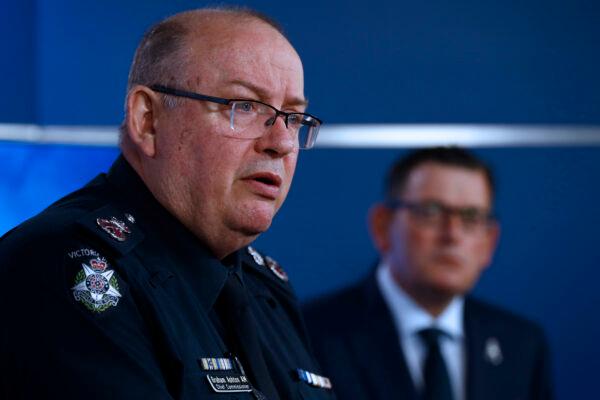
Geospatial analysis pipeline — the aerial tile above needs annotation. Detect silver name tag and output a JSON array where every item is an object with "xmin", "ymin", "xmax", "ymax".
[{"xmin": 206, "ymin": 374, "xmax": 253, "ymax": 393}]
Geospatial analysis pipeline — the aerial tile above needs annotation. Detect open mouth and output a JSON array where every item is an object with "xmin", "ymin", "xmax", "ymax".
[
  {"xmin": 242, "ymin": 172, "xmax": 282, "ymax": 199},
  {"xmin": 247, "ymin": 172, "xmax": 282, "ymax": 187}
]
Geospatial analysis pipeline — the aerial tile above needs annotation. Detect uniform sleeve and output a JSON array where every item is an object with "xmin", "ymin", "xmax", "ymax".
[
  {"xmin": 531, "ymin": 327, "xmax": 555, "ymax": 400},
  {"xmin": 0, "ymin": 233, "xmax": 175, "ymax": 399}
]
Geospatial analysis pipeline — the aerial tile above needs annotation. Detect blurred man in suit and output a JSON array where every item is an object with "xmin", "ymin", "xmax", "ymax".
[{"xmin": 303, "ymin": 147, "xmax": 553, "ymax": 400}]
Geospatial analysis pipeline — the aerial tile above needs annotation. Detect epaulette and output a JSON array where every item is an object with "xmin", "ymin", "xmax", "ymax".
[
  {"xmin": 244, "ymin": 245, "xmax": 289, "ymax": 283},
  {"xmin": 76, "ymin": 204, "xmax": 144, "ymax": 256}
]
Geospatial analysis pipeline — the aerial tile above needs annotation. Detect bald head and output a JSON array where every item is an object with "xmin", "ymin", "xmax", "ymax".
[
  {"xmin": 118, "ymin": 7, "xmax": 306, "ymax": 258},
  {"xmin": 120, "ymin": 8, "xmax": 291, "ymax": 142},
  {"xmin": 125, "ymin": 8, "xmax": 286, "ymax": 93}
]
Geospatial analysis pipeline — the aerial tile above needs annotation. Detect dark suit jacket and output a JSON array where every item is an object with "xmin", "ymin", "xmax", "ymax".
[{"xmin": 303, "ymin": 272, "xmax": 553, "ymax": 400}]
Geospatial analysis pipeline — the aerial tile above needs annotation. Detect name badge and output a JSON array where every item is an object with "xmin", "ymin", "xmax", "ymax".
[{"xmin": 206, "ymin": 373, "xmax": 253, "ymax": 393}]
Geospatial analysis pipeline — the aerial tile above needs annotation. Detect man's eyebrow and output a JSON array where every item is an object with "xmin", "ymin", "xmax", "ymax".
[{"xmin": 228, "ymin": 79, "xmax": 309, "ymax": 108}]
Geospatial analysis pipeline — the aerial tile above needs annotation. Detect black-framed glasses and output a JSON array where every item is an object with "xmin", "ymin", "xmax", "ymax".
[
  {"xmin": 150, "ymin": 84, "xmax": 322, "ymax": 150},
  {"xmin": 386, "ymin": 199, "xmax": 495, "ymax": 232}
]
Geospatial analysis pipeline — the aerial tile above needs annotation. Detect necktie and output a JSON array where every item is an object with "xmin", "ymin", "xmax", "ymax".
[
  {"xmin": 214, "ymin": 269, "xmax": 279, "ymax": 400},
  {"xmin": 418, "ymin": 327, "xmax": 454, "ymax": 400}
]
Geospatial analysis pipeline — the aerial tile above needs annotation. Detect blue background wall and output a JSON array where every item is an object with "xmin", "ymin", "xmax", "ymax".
[
  {"xmin": 1, "ymin": 1, "xmax": 600, "ymax": 398},
  {"xmin": 2, "ymin": 0, "xmax": 599, "ymax": 124}
]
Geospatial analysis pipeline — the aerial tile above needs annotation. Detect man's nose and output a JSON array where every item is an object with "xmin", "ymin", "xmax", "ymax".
[
  {"xmin": 439, "ymin": 212, "xmax": 464, "ymax": 241},
  {"xmin": 256, "ymin": 115, "xmax": 296, "ymax": 156}
]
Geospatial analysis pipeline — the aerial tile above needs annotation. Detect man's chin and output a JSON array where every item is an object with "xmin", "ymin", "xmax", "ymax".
[
  {"xmin": 428, "ymin": 277, "xmax": 473, "ymax": 298},
  {"xmin": 235, "ymin": 210, "xmax": 275, "ymax": 236}
]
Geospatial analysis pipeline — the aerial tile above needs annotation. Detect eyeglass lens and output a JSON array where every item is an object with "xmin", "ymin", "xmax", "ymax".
[
  {"xmin": 406, "ymin": 201, "xmax": 492, "ymax": 231},
  {"xmin": 229, "ymin": 101, "xmax": 318, "ymax": 149}
]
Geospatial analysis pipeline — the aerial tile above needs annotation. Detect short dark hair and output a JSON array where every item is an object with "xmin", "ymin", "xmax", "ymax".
[{"xmin": 385, "ymin": 146, "xmax": 495, "ymax": 202}]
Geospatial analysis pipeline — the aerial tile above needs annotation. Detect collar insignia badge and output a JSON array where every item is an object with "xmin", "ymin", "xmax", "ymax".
[
  {"xmin": 296, "ymin": 369, "xmax": 333, "ymax": 390},
  {"xmin": 247, "ymin": 246, "xmax": 265, "ymax": 266},
  {"xmin": 247, "ymin": 247, "xmax": 289, "ymax": 282},
  {"xmin": 97, "ymin": 217, "xmax": 131, "ymax": 242},
  {"xmin": 265, "ymin": 256, "xmax": 289, "ymax": 282},
  {"xmin": 72, "ymin": 257, "xmax": 122, "ymax": 312},
  {"xmin": 484, "ymin": 337, "xmax": 503, "ymax": 366},
  {"xmin": 124, "ymin": 213, "xmax": 136, "ymax": 224}
]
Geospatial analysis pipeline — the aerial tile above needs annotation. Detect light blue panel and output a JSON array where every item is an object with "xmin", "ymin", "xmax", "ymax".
[{"xmin": 0, "ymin": 142, "xmax": 118, "ymax": 233}]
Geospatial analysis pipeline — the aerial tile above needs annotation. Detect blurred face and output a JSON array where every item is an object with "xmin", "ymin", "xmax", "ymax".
[
  {"xmin": 374, "ymin": 162, "xmax": 498, "ymax": 303},
  {"xmin": 140, "ymin": 19, "xmax": 305, "ymax": 257}
]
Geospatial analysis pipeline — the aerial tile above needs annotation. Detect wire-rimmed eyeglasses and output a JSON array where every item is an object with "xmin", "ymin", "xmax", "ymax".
[{"xmin": 150, "ymin": 84, "xmax": 322, "ymax": 150}]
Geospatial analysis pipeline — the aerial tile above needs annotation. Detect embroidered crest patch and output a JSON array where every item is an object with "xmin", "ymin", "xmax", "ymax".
[{"xmin": 71, "ymin": 258, "xmax": 122, "ymax": 312}]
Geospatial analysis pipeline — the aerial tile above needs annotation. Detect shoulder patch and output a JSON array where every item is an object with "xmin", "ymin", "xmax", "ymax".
[
  {"xmin": 246, "ymin": 246, "xmax": 289, "ymax": 282},
  {"xmin": 71, "ymin": 256, "xmax": 122, "ymax": 312}
]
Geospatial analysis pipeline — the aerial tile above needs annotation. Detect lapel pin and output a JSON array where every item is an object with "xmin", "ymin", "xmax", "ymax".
[{"xmin": 484, "ymin": 337, "xmax": 503, "ymax": 366}]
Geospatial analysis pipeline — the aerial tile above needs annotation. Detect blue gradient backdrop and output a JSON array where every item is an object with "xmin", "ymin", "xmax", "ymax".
[{"xmin": 2, "ymin": 1, "xmax": 600, "ymax": 398}]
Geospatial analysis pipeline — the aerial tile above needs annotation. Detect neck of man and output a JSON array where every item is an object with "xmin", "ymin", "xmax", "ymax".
[
  {"xmin": 123, "ymin": 148, "xmax": 258, "ymax": 260},
  {"xmin": 389, "ymin": 269, "xmax": 455, "ymax": 318},
  {"xmin": 191, "ymin": 225, "xmax": 259, "ymax": 260}
]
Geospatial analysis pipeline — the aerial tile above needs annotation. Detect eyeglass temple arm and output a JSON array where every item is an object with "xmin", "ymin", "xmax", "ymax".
[{"xmin": 150, "ymin": 85, "xmax": 230, "ymax": 105}]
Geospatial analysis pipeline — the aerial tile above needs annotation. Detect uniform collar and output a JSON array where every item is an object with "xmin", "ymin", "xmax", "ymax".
[
  {"xmin": 106, "ymin": 155, "xmax": 229, "ymax": 312},
  {"xmin": 376, "ymin": 261, "xmax": 464, "ymax": 340}
]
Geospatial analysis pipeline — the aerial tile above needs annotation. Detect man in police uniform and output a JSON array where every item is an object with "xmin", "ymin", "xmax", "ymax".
[
  {"xmin": 0, "ymin": 8, "xmax": 333, "ymax": 400},
  {"xmin": 304, "ymin": 147, "xmax": 553, "ymax": 400}
]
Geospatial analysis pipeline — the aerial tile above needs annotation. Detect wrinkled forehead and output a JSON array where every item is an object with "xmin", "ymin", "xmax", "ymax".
[{"xmin": 182, "ymin": 18, "xmax": 305, "ymax": 103}]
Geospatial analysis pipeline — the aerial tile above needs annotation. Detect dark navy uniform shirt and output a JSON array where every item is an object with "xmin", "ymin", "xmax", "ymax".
[{"xmin": 0, "ymin": 156, "xmax": 334, "ymax": 400}]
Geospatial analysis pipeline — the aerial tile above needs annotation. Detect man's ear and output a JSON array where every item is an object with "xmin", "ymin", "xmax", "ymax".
[
  {"xmin": 125, "ymin": 85, "xmax": 161, "ymax": 158},
  {"xmin": 368, "ymin": 203, "xmax": 394, "ymax": 253}
]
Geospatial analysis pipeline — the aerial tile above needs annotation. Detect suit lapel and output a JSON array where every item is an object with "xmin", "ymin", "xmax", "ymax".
[
  {"xmin": 464, "ymin": 298, "xmax": 503, "ymax": 400},
  {"xmin": 347, "ymin": 273, "xmax": 418, "ymax": 400}
]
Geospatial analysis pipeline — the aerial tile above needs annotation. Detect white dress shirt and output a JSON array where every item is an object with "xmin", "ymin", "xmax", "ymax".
[{"xmin": 376, "ymin": 262, "xmax": 466, "ymax": 400}]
